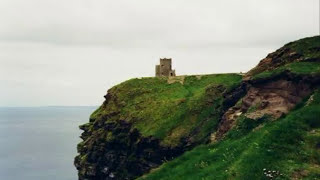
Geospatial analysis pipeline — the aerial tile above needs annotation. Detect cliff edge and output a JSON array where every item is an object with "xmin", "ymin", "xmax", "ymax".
[{"xmin": 75, "ymin": 36, "xmax": 320, "ymax": 180}]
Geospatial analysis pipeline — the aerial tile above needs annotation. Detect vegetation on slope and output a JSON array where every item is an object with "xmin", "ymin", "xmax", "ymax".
[
  {"xmin": 252, "ymin": 61, "xmax": 320, "ymax": 80},
  {"xmin": 76, "ymin": 74, "xmax": 243, "ymax": 179},
  {"xmin": 286, "ymin": 36, "xmax": 320, "ymax": 59},
  {"xmin": 90, "ymin": 74, "xmax": 242, "ymax": 147},
  {"xmin": 76, "ymin": 36, "xmax": 320, "ymax": 180},
  {"xmin": 140, "ymin": 90, "xmax": 320, "ymax": 180},
  {"xmin": 247, "ymin": 36, "xmax": 320, "ymax": 79}
]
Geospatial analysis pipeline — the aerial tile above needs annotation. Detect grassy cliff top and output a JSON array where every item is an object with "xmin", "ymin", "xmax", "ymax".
[
  {"xmin": 247, "ymin": 36, "xmax": 320, "ymax": 79},
  {"xmin": 286, "ymin": 36, "xmax": 320, "ymax": 59},
  {"xmin": 90, "ymin": 74, "xmax": 242, "ymax": 146},
  {"xmin": 140, "ymin": 89, "xmax": 320, "ymax": 180},
  {"xmin": 252, "ymin": 61, "xmax": 320, "ymax": 80},
  {"xmin": 76, "ymin": 36, "xmax": 320, "ymax": 179}
]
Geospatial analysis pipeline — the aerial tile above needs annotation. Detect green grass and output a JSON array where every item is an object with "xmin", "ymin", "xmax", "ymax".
[
  {"xmin": 252, "ymin": 62, "xmax": 320, "ymax": 80},
  {"xmin": 91, "ymin": 74, "xmax": 242, "ymax": 146},
  {"xmin": 248, "ymin": 36, "xmax": 320, "ymax": 78},
  {"xmin": 139, "ymin": 90, "xmax": 320, "ymax": 180},
  {"xmin": 286, "ymin": 36, "xmax": 320, "ymax": 59}
]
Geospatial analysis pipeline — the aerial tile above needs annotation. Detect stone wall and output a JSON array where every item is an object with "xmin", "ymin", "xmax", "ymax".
[{"xmin": 155, "ymin": 65, "xmax": 160, "ymax": 77}]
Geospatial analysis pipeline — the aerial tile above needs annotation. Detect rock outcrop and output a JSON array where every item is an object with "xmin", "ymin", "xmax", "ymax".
[
  {"xmin": 213, "ymin": 76, "xmax": 317, "ymax": 141},
  {"xmin": 75, "ymin": 36, "xmax": 320, "ymax": 180},
  {"xmin": 75, "ymin": 119, "xmax": 183, "ymax": 180},
  {"xmin": 213, "ymin": 36, "xmax": 320, "ymax": 141}
]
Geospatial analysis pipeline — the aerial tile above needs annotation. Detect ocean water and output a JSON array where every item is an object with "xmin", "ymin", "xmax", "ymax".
[{"xmin": 0, "ymin": 106, "xmax": 97, "ymax": 180}]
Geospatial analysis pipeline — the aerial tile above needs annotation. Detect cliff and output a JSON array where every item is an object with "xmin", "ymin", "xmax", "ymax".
[{"xmin": 75, "ymin": 36, "xmax": 320, "ymax": 180}]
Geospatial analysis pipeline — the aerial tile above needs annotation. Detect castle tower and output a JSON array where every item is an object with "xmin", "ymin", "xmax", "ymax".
[{"xmin": 155, "ymin": 58, "xmax": 176, "ymax": 77}]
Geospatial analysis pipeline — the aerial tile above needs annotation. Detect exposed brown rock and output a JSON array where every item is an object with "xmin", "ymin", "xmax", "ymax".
[
  {"xmin": 213, "ymin": 78, "xmax": 313, "ymax": 141},
  {"xmin": 242, "ymin": 80, "xmax": 311, "ymax": 118}
]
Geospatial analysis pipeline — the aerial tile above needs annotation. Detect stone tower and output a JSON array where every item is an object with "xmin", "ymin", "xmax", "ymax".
[{"xmin": 155, "ymin": 58, "xmax": 176, "ymax": 77}]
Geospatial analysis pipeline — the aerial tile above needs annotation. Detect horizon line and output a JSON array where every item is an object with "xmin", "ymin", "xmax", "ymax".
[{"xmin": 0, "ymin": 105, "xmax": 99, "ymax": 108}]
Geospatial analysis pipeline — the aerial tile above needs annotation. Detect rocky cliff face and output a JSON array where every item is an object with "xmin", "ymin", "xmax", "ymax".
[
  {"xmin": 75, "ymin": 74, "xmax": 243, "ymax": 180},
  {"xmin": 75, "ymin": 119, "xmax": 184, "ymax": 180},
  {"xmin": 213, "ymin": 74, "xmax": 320, "ymax": 142},
  {"xmin": 75, "ymin": 36, "xmax": 320, "ymax": 180}
]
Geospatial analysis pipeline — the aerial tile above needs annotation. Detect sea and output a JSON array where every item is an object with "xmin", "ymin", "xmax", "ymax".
[{"xmin": 0, "ymin": 106, "xmax": 97, "ymax": 180}]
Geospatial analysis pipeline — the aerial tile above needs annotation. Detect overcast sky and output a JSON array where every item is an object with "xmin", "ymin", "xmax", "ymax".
[{"xmin": 0, "ymin": 0, "xmax": 319, "ymax": 106}]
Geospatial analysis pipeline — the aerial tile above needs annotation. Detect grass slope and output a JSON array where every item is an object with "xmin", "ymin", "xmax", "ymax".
[
  {"xmin": 140, "ymin": 90, "xmax": 320, "ymax": 180},
  {"xmin": 249, "ymin": 36, "xmax": 320, "ymax": 79},
  {"xmin": 286, "ymin": 36, "xmax": 320, "ymax": 59},
  {"xmin": 253, "ymin": 62, "xmax": 320, "ymax": 80},
  {"xmin": 91, "ymin": 74, "xmax": 242, "ymax": 146}
]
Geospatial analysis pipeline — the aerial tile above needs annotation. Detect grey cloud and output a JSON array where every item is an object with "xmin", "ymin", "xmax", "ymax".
[
  {"xmin": 0, "ymin": 0, "xmax": 317, "ymax": 47},
  {"xmin": 0, "ymin": 0, "xmax": 318, "ymax": 106}
]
